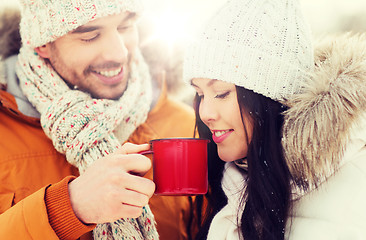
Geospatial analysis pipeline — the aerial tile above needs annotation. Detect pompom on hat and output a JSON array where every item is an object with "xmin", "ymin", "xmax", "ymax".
[
  {"xmin": 18, "ymin": 0, "xmax": 144, "ymax": 48},
  {"xmin": 183, "ymin": 0, "xmax": 314, "ymax": 101}
]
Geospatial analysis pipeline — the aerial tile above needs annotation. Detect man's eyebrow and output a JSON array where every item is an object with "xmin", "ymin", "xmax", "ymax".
[
  {"xmin": 71, "ymin": 26, "xmax": 100, "ymax": 34},
  {"xmin": 71, "ymin": 12, "xmax": 137, "ymax": 34},
  {"xmin": 123, "ymin": 12, "xmax": 137, "ymax": 22}
]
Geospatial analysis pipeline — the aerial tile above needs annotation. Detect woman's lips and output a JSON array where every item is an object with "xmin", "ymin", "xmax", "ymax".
[{"xmin": 211, "ymin": 129, "xmax": 233, "ymax": 143}]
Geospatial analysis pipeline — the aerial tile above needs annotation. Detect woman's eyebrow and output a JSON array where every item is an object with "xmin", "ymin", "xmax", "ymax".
[
  {"xmin": 191, "ymin": 79, "xmax": 217, "ymax": 88},
  {"xmin": 207, "ymin": 79, "xmax": 217, "ymax": 87}
]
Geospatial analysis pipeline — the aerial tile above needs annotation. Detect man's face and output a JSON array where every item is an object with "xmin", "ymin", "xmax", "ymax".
[{"xmin": 38, "ymin": 12, "xmax": 139, "ymax": 100}]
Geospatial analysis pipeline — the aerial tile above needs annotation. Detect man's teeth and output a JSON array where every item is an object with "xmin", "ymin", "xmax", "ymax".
[
  {"xmin": 214, "ymin": 130, "xmax": 230, "ymax": 137},
  {"xmin": 96, "ymin": 68, "xmax": 122, "ymax": 77}
]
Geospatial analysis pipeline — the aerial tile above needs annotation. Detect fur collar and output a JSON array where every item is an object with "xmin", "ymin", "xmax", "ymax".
[
  {"xmin": 0, "ymin": 3, "xmax": 21, "ymax": 60},
  {"xmin": 0, "ymin": 3, "xmax": 21, "ymax": 90},
  {"xmin": 0, "ymin": 60, "xmax": 5, "ymax": 90},
  {"xmin": 282, "ymin": 33, "xmax": 366, "ymax": 191}
]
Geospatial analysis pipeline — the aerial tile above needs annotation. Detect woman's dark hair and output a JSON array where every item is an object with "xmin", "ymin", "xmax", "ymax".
[{"xmin": 193, "ymin": 86, "xmax": 291, "ymax": 240}]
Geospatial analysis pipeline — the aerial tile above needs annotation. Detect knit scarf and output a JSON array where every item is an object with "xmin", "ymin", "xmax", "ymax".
[{"xmin": 16, "ymin": 45, "xmax": 159, "ymax": 240}]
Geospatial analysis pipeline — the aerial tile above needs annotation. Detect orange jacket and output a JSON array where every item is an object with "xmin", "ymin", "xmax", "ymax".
[{"xmin": 0, "ymin": 84, "xmax": 197, "ymax": 240}]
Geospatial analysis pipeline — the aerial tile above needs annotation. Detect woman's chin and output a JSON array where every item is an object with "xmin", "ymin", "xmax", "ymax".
[{"xmin": 218, "ymin": 150, "xmax": 246, "ymax": 163}]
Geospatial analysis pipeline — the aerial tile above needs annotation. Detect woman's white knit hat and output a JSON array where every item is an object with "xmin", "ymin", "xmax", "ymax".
[
  {"xmin": 183, "ymin": 0, "xmax": 314, "ymax": 101},
  {"xmin": 18, "ymin": 0, "xmax": 144, "ymax": 48}
]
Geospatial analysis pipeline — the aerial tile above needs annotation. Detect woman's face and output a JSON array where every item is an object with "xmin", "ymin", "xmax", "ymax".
[{"xmin": 191, "ymin": 78, "xmax": 253, "ymax": 162}]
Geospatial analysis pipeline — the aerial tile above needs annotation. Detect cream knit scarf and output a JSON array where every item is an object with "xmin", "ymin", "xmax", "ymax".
[{"xmin": 16, "ymin": 45, "xmax": 159, "ymax": 240}]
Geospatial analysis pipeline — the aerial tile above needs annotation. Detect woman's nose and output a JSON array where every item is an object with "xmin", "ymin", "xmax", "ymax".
[{"xmin": 199, "ymin": 99, "xmax": 218, "ymax": 123}]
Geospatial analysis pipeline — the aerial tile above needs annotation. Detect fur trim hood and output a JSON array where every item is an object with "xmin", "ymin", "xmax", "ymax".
[
  {"xmin": 282, "ymin": 33, "xmax": 366, "ymax": 191},
  {"xmin": 0, "ymin": 60, "xmax": 5, "ymax": 90},
  {"xmin": 0, "ymin": 3, "xmax": 21, "ymax": 90},
  {"xmin": 0, "ymin": 3, "xmax": 21, "ymax": 60}
]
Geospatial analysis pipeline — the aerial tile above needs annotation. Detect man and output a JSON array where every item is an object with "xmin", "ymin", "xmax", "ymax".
[{"xmin": 0, "ymin": 0, "xmax": 196, "ymax": 239}]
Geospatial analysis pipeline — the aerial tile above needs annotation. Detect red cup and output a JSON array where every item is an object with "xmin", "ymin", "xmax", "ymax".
[{"xmin": 150, "ymin": 138, "xmax": 209, "ymax": 195}]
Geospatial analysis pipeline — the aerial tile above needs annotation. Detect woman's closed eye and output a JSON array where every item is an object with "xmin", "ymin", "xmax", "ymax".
[{"xmin": 215, "ymin": 91, "xmax": 231, "ymax": 99}]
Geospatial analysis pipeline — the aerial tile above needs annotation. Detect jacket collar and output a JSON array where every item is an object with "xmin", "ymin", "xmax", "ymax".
[{"xmin": 7, "ymin": 55, "xmax": 41, "ymax": 118}]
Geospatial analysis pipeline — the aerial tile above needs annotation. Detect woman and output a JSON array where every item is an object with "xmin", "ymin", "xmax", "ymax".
[
  {"xmin": 184, "ymin": 0, "xmax": 313, "ymax": 238},
  {"xmin": 191, "ymin": 79, "xmax": 291, "ymax": 240},
  {"xmin": 184, "ymin": 0, "xmax": 366, "ymax": 239}
]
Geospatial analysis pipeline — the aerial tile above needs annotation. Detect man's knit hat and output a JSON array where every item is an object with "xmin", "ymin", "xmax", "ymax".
[
  {"xmin": 18, "ymin": 0, "xmax": 144, "ymax": 48},
  {"xmin": 183, "ymin": 0, "xmax": 314, "ymax": 101}
]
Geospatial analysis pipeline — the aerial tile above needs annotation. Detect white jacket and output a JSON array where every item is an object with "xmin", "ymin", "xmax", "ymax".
[
  {"xmin": 206, "ymin": 33, "xmax": 366, "ymax": 240},
  {"xmin": 284, "ymin": 33, "xmax": 366, "ymax": 240},
  {"xmin": 286, "ymin": 117, "xmax": 366, "ymax": 239}
]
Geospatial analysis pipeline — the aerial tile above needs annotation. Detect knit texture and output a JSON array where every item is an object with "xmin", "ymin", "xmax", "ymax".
[
  {"xmin": 16, "ymin": 43, "xmax": 158, "ymax": 240},
  {"xmin": 183, "ymin": 0, "xmax": 314, "ymax": 101},
  {"xmin": 18, "ymin": 0, "xmax": 144, "ymax": 48}
]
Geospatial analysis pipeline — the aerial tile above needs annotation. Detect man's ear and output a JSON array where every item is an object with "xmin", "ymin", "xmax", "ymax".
[{"xmin": 35, "ymin": 44, "xmax": 50, "ymax": 58}]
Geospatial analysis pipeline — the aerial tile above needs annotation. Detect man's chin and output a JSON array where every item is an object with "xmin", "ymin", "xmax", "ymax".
[
  {"xmin": 74, "ymin": 71, "xmax": 129, "ymax": 100},
  {"xmin": 89, "ymin": 86, "xmax": 127, "ymax": 100}
]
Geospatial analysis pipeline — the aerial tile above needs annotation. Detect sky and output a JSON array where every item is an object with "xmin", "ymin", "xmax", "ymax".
[
  {"xmin": 1, "ymin": 0, "xmax": 365, "ymax": 101},
  {"xmin": 301, "ymin": 0, "xmax": 366, "ymax": 34}
]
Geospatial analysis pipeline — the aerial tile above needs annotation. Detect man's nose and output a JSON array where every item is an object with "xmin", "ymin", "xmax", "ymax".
[{"xmin": 102, "ymin": 33, "xmax": 128, "ymax": 63}]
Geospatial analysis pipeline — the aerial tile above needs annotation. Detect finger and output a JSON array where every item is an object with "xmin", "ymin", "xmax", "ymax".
[
  {"xmin": 117, "ymin": 154, "xmax": 152, "ymax": 176},
  {"xmin": 117, "ymin": 142, "xmax": 150, "ymax": 155},
  {"xmin": 118, "ymin": 204, "xmax": 144, "ymax": 219},
  {"xmin": 122, "ymin": 174, "xmax": 155, "ymax": 197},
  {"xmin": 119, "ymin": 188, "xmax": 151, "ymax": 207}
]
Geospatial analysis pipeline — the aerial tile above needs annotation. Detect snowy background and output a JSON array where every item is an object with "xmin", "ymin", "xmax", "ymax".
[
  {"xmin": 140, "ymin": 0, "xmax": 366, "ymax": 101},
  {"xmin": 1, "ymin": 0, "xmax": 366, "ymax": 101},
  {"xmin": 143, "ymin": 0, "xmax": 366, "ymax": 44}
]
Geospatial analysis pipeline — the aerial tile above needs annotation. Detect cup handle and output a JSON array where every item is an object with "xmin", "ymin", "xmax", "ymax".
[{"xmin": 138, "ymin": 150, "xmax": 154, "ymax": 155}]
